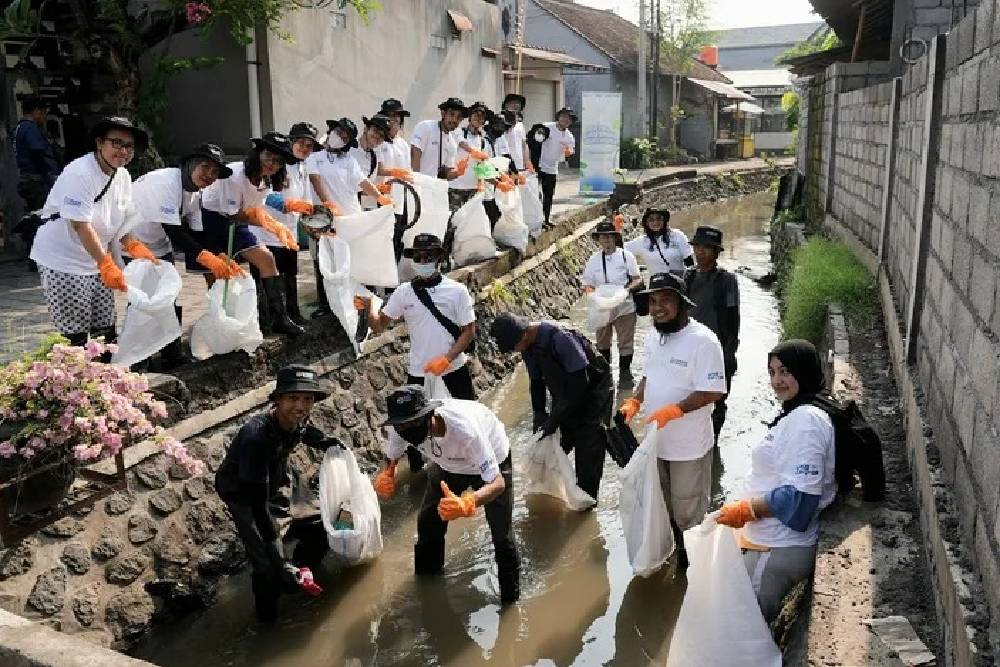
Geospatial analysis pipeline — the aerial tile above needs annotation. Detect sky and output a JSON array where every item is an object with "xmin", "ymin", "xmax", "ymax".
[{"xmin": 575, "ymin": 0, "xmax": 822, "ymax": 30}]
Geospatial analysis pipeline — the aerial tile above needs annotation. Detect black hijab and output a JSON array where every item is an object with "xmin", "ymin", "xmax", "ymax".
[{"xmin": 768, "ymin": 339, "xmax": 826, "ymax": 427}]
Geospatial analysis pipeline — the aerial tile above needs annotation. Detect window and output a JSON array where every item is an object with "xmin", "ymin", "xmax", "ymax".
[{"xmin": 430, "ymin": 34, "xmax": 447, "ymax": 49}]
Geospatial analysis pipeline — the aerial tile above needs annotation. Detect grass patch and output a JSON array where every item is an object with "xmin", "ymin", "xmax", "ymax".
[{"xmin": 781, "ymin": 237, "xmax": 877, "ymax": 343}]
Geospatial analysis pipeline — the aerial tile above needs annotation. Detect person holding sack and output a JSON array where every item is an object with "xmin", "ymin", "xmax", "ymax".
[
  {"xmin": 374, "ymin": 98, "xmax": 416, "ymax": 261},
  {"xmin": 623, "ymin": 208, "xmax": 693, "ymax": 278},
  {"xmin": 581, "ymin": 220, "xmax": 643, "ymax": 385},
  {"xmin": 490, "ymin": 313, "xmax": 613, "ymax": 500},
  {"xmin": 372, "ymin": 385, "xmax": 520, "ymax": 604},
  {"xmin": 448, "ymin": 101, "xmax": 492, "ymax": 211},
  {"xmin": 410, "ymin": 97, "xmax": 466, "ymax": 181}
]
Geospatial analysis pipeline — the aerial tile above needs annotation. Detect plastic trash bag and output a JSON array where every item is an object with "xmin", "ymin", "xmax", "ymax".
[
  {"xmin": 493, "ymin": 187, "xmax": 530, "ymax": 253},
  {"xmin": 318, "ymin": 236, "xmax": 381, "ymax": 355},
  {"xmin": 619, "ymin": 426, "xmax": 674, "ymax": 577},
  {"xmin": 319, "ymin": 446, "xmax": 383, "ymax": 565},
  {"xmin": 404, "ymin": 173, "xmax": 450, "ymax": 247},
  {"xmin": 189, "ymin": 274, "xmax": 264, "ymax": 360},
  {"xmin": 331, "ymin": 206, "xmax": 399, "ymax": 288},
  {"xmin": 424, "ymin": 374, "xmax": 452, "ymax": 400},
  {"xmin": 523, "ymin": 432, "xmax": 596, "ymax": 511},
  {"xmin": 451, "ymin": 194, "xmax": 497, "ymax": 267},
  {"xmin": 520, "ymin": 175, "xmax": 545, "ymax": 237},
  {"xmin": 666, "ymin": 518, "xmax": 782, "ymax": 666},
  {"xmin": 488, "ymin": 156, "xmax": 511, "ymax": 174},
  {"xmin": 587, "ymin": 285, "xmax": 629, "ymax": 329},
  {"xmin": 111, "ymin": 261, "xmax": 183, "ymax": 367}
]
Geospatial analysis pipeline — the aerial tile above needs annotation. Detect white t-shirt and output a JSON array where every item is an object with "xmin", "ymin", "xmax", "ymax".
[
  {"xmin": 410, "ymin": 120, "xmax": 458, "ymax": 177},
  {"xmin": 581, "ymin": 249, "xmax": 640, "ymax": 288},
  {"xmin": 31, "ymin": 153, "xmax": 133, "ymax": 275},
  {"xmin": 305, "ymin": 149, "xmax": 365, "ymax": 216},
  {"xmin": 538, "ymin": 122, "xmax": 575, "ymax": 175},
  {"xmin": 483, "ymin": 136, "xmax": 508, "ymax": 202},
  {"xmin": 741, "ymin": 405, "xmax": 836, "ymax": 547},
  {"xmin": 376, "ymin": 135, "xmax": 411, "ymax": 215},
  {"xmin": 386, "ymin": 399, "xmax": 509, "ymax": 480},
  {"xmin": 201, "ymin": 161, "xmax": 269, "ymax": 216},
  {"xmin": 624, "ymin": 229, "xmax": 693, "ymax": 277},
  {"xmin": 450, "ymin": 129, "xmax": 488, "ymax": 191},
  {"xmin": 642, "ymin": 320, "xmax": 727, "ymax": 460},
  {"xmin": 504, "ymin": 121, "xmax": 526, "ymax": 170},
  {"xmin": 381, "ymin": 277, "xmax": 475, "ymax": 376},
  {"xmin": 127, "ymin": 167, "xmax": 202, "ymax": 257},
  {"xmin": 256, "ymin": 160, "xmax": 312, "ymax": 247}
]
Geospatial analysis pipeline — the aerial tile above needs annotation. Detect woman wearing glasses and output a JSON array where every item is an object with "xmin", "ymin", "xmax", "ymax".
[{"xmin": 30, "ymin": 116, "xmax": 156, "ymax": 353}]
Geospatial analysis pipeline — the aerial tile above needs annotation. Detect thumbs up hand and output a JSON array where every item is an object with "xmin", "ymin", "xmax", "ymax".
[{"xmin": 437, "ymin": 481, "xmax": 477, "ymax": 521}]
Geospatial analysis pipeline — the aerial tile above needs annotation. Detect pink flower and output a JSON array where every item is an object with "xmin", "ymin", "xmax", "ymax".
[
  {"xmin": 185, "ymin": 2, "xmax": 211, "ymax": 24},
  {"xmin": 0, "ymin": 441, "xmax": 15, "ymax": 458}
]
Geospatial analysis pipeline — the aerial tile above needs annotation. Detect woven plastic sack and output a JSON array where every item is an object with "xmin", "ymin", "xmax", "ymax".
[
  {"xmin": 331, "ymin": 206, "xmax": 398, "ymax": 288},
  {"xmin": 403, "ymin": 173, "xmax": 450, "ymax": 247},
  {"xmin": 520, "ymin": 175, "xmax": 545, "ymax": 237},
  {"xmin": 319, "ymin": 446, "xmax": 383, "ymax": 565},
  {"xmin": 493, "ymin": 187, "xmax": 529, "ymax": 253},
  {"xmin": 666, "ymin": 518, "xmax": 782, "ymax": 666},
  {"xmin": 587, "ymin": 285, "xmax": 629, "ymax": 329},
  {"xmin": 619, "ymin": 426, "xmax": 674, "ymax": 577},
  {"xmin": 111, "ymin": 261, "xmax": 183, "ymax": 367},
  {"xmin": 451, "ymin": 194, "xmax": 497, "ymax": 267},
  {"xmin": 189, "ymin": 275, "xmax": 264, "ymax": 360},
  {"xmin": 523, "ymin": 432, "xmax": 596, "ymax": 511}
]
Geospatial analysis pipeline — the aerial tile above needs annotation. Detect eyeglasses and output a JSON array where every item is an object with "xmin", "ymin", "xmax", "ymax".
[{"xmin": 104, "ymin": 138, "xmax": 135, "ymax": 152}]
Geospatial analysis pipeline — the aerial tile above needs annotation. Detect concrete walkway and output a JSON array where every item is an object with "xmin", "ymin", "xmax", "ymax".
[{"xmin": 0, "ymin": 156, "xmax": 791, "ymax": 364}]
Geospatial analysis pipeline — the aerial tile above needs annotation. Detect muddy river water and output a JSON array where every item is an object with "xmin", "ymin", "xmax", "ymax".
[{"xmin": 133, "ymin": 192, "xmax": 781, "ymax": 667}]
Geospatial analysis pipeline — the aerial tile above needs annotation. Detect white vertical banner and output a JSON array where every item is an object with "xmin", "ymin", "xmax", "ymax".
[{"xmin": 579, "ymin": 92, "xmax": 622, "ymax": 196}]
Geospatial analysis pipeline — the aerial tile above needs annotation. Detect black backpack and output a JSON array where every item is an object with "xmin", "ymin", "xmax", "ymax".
[{"xmin": 808, "ymin": 396, "xmax": 886, "ymax": 502}]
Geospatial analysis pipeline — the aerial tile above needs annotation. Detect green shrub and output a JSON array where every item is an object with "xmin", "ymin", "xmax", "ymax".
[
  {"xmin": 780, "ymin": 237, "xmax": 876, "ymax": 343},
  {"xmin": 620, "ymin": 137, "xmax": 657, "ymax": 169}
]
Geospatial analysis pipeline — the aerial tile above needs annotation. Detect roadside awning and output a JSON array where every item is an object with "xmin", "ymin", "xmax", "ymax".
[
  {"xmin": 447, "ymin": 10, "xmax": 473, "ymax": 33},
  {"xmin": 722, "ymin": 102, "xmax": 766, "ymax": 114},
  {"xmin": 687, "ymin": 78, "xmax": 755, "ymax": 101},
  {"xmin": 513, "ymin": 45, "xmax": 605, "ymax": 69}
]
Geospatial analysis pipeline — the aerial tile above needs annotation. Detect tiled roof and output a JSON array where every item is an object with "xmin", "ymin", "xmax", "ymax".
[
  {"xmin": 533, "ymin": 0, "xmax": 730, "ymax": 83},
  {"xmin": 715, "ymin": 22, "xmax": 828, "ymax": 49}
]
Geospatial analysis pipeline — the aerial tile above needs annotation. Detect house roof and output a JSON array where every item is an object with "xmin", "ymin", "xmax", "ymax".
[
  {"xmin": 722, "ymin": 68, "xmax": 795, "ymax": 88},
  {"xmin": 533, "ymin": 0, "xmax": 730, "ymax": 83},
  {"xmin": 715, "ymin": 22, "xmax": 827, "ymax": 49},
  {"xmin": 803, "ymin": 0, "xmax": 894, "ymax": 54}
]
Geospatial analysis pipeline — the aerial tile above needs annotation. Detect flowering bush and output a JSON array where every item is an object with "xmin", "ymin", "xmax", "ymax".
[
  {"xmin": 185, "ymin": 2, "xmax": 211, "ymax": 25},
  {"xmin": 0, "ymin": 338, "xmax": 203, "ymax": 476}
]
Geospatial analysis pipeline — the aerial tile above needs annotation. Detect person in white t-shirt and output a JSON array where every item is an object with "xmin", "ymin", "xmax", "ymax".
[
  {"xmin": 501, "ymin": 93, "xmax": 532, "ymax": 173},
  {"xmin": 618, "ymin": 271, "xmax": 727, "ymax": 567},
  {"xmin": 623, "ymin": 208, "xmax": 694, "ymax": 277},
  {"xmin": 537, "ymin": 107, "xmax": 577, "ymax": 225},
  {"xmin": 374, "ymin": 98, "xmax": 416, "ymax": 260},
  {"xmin": 30, "ymin": 116, "xmax": 156, "ymax": 352},
  {"xmin": 410, "ymin": 98, "xmax": 466, "ymax": 180},
  {"xmin": 715, "ymin": 339, "xmax": 835, "ymax": 622},
  {"xmin": 581, "ymin": 220, "xmax": 643, "ymax": 384},
  {"xmin": 372, "ymin": 385, "xmax": 520, "ymax": 604},
  {"xmin": 349, "ymin": 115, "xmax": 389, "ymax": 210}
]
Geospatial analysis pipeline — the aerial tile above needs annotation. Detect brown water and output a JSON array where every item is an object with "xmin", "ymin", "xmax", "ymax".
[{"xmin": 132, "ymin": 192, "xmax": 781, "ymax": 667}]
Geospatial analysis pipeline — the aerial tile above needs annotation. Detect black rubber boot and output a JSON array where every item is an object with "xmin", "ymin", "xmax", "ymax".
[
  {"xmin": 159, "ymin": 305, "xmax": 191, "ymax": 371},
  {"xmin": 598, "ymin": 348, "xmax": 611, "ymax": 363},
  {"xmin": 414, "ymin": 541, "xmax": 446, "ymax": 576},
  {"xmin": 262, "ymin": 276, "xmax": 304, "ymax": 336},
  {"xmin": 251, "ymin": 574, "xmax": 280, "ymax": 623},
  {"xmin": 65, "ymin": 331, "xmax": 88, "ymax": 347},
  {"xmin": 253, "ymin": 276, "xmax": 273, "ymax": 335},
  {"xmin": 90, "ymin": 326, "xmax": 117, "ymax": 363},
  {"xmin": 311, "ymin": 259, "xmax": 331, "ymax": 319},
  {"xmin": 284, "ymin": 274, "xmax": 306, "ymax": 326},
  {"xmin": 619, "ymin": 354, "xmax": 634, "ymax": 387}
]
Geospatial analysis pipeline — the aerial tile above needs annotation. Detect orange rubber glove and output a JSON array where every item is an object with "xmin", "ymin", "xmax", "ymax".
[
  {"xmin": 122, "ymin": 238, "xmax": 159, "ymax": 264},
  {"xmin": 377, "ymin": 194, "xmax": 393, "ymax": 207},
  {"xmin": 423, "ymin": 356, "xmax": 451, "ymax": 376},
  {"xmin": 438, "ymin": 481, "xmax": 477, "ymax": 521},
  {"xmin": 563, "ymin": 147, "xmax": 574, "ymax": 158},
  {"xmin": 323, "ymin": 201, "xmax": 342, "ymax": 217},
  {"xmin": 219, "ymin": 253, "xmax": 247, "ymax": 278},
  {"xmin": 515, "ymin": 173, "xmax": 527, "ymax": 185},
  {"xmin": 377, "ymin": 182, "xmax": 392, "ymax": 194},
  {"xmin": 284, "ymin": 198, "xmax": 314, "ymax": 215},
  {"xmin": 619, "ymin": 397, "xmax": 641, "ymax": 422},
  {"xmin": 373, "ymin": 461, "xmax": 397, "ymax": 500},
  {"xmin": 469, "ymin": 148, "xmax": 490, "ymax": 161},
  {"xmin": 496, "ymin": 179, "xmax": 515, "ymax": 193},
  {"xmin": 583, "ymin": 285, "xmax": 595, "ymax": 294},
  {"xmin": 613, "ymin": 214, "xmax": 625, "ymax": 233},
  {"xmin": 646, "ymin": 403, "xmax": 684, "ymax": 429},
  {"xmin": 98, "ymin": 254, "xmax": 126, "ymax": 292},
  {"xmin": 455, "ymin": 158, "xmax": 469, "ymax": 177},
  {"xmin": 385, "ymin": 167, "xmax": 413, "ymax": 182},
  {"xmin": 716, "ymin": 499, "xmax": 756, "ymax": 528},
  {"xmin": 197, "ymin": 250, "xmax": 238, "ymax": 280},
  {"xmin": 247, "ymin": 208, "xmax": 299, "ymax": 251},
  {"xmin": 353, "ymin": 295, "xmax": 369, "ymax": 311}
]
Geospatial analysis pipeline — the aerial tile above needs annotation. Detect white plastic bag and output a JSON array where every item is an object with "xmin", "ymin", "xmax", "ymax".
[
  {"xmin": 318, "ymin": 236, "xmax": 381, "ymax": 355},
  {"xmin": 189, "ymin": 274, "xmax": 264, "ymax": 360},
  {"xmin": 111, "ymin": 261, "xmax": 183, "ymax": 367},
  {"xmin": 587, "ymin": 285, "xmax": 629, "ymax": 329},
  {"xmin": 523, "ymin": 432, "xmax": 596, "ymax": 511},
  {"xmin": 666, "ymin": 519, "xmax": 782, "ymax": 666},
  {"xmin": 403, "ymin": 173, "xmax": 451, "ymax": 247},
  {"xmin": 520, "ymin": 175, "xmax": 545, "ymax": 237},
  {"xmin": 493, "ymin": 187, "xmax": 530, "ymax": 253},
  {"xmin": 619, "ymin": 426, "xmax": 674, "ymax": 577},
  {"xmin": 331, "ymin": 206, "xmax": 399, "ymax": 288},
  {"xmin": 451, "ymin": 194, "xmax": 497, "ymax": 267},
  {"xmin": 424, "ymin": 374, "xmax": 452, "ymax": 400},
  {"xmin": 319, "ymin": 446, "xmax": 383, "ymax": 565}
]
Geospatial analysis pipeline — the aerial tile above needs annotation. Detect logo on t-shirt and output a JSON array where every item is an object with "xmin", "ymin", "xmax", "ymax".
[
  {"xmin": 707, "ymin": 371, "xmax": 724, "ymax": 380},
  {"xmin": 669, "ymin": 357, "xmax": 689, "ymax": 367},
  {"xmin": 794, "ymin": 464, "xmax": 820, "ymax": 477},
  {"xmin": 64, "ymin": 196, "xmax": 82, "ymax": 207},
  {"xmin": 159, "ymin": 205, "xmax": 177, "ymax": 215},
  {"xmin": 226, "ymin": 198, "xmax": 238, "ymax": 206}
]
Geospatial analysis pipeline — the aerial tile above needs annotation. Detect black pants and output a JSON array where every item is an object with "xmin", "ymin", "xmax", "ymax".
[
  {"xmin": 538, "ymin": 171, "xmax": 557, "ymax": 224},
  {"xmin": 711, "ymin": 372, "xmax": 735, "ymax": 441},
  {"xmin": 484, "ymin": 199, "xmax": 501, "ymax": 232},
  {"xmin": 559, "ymin": 385, "xmax": 614, "ymax": 500},
  {"xmin": 250, "ymin": 246, "xmax": 298, "ymax": 330},
  {"xmin": 415, "ymin": 456, "xmax": 520, "ymax": 602},
  {"xmin": 405, "ymin": 365, "xmax": 477, "ymax": 471},
  {"xmin": 394, "ymin": 214, "xmax": 407, "ymax": 263}
]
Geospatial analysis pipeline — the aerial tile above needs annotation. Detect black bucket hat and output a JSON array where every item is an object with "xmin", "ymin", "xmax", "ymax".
[
  {"xmin": 251, "ymin": 131, "xmax": 299, "ymax": 164},
  {"xmin": 288, "ymin": 122, "xmax": 319, "ymax": 142},
  {"xmin": 438, "ymin": 97, "xmax": 468, "ymax": 115},
  {"xmin": 180, "ymin": 142, "xmax": 233, "ymax": 178},
  {"xmin": 325, "ymin": 117, "xmax": 359, "ymax": 148},
  {"xmin": 691, "ymin": 225, "xmax": 725, "ymax": 251},
  {"xmin": 503, "ymin": 93, "xmax": 526, "ymax": 109},
  {"xmin": 269, "ymin": 364, "xmax": 330, "ymax": 401},
  {"xmin": 90, "ymin": 115, "xmax": 149, "ymax": 154},
  {"xmin": 402, "ymin": 233, "xmax": 445, "ymax": 259},
  {"xmin": 466, "ymin": 101, "xmax": 490, "ymax": 118},
  {"xmin": 382, "ymin": 385, "xmax": 442, "ymax": 426},
  {"xmin": 380, "ymin": 98, "xmax": 411, "ymax": 118},
  {"xmin": 362, "ymin": 114, "xmax": 391, "ymax": 137},
  {"xmin": 555, "ymin": 106, "xmax": 578, "ymax": 123},
  {"xmin": 638, "ymin": 272, "xmax": 696, "ymax": 306},
  {"xmin": 500, "ymin": 110, "xmax": 518, "ymax": 127},
  {"xmin": 490, "ymin": 313, "xmax": 530, "ymax": 353},
  {"xmin": 641, "ymin": 208, "xmax": 671, "ymax": 226},
  {"xmin": 591, "ymin": 220, "xmax": 623, "ymax": 241}
]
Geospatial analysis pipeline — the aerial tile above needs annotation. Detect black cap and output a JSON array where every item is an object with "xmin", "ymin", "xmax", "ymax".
[
  {"xmin": 251, "ymin": 132, "xmax": 299, "ymax": 164},
  {"xmin": 500, "ymin": 110, "xmax": 518, "ymax": 126},
  {"xmin": 502, "ymin": 93, "xmax": 526, "ymax": 109},
  {"xmin": 180, "ymin": 143, "xmax": 233, "ymax": 178},
  {"xmin": 382, "ymin": 385, "xmax": 442, "ymax": 426},
  {"xmin": 638, "ymin": 272, "xmax": 696, "ymax": 306},
  {"xmin": 90, "ymin": 116, "xmax": 150, "ymax": 154},
  {"xmin": 691, "ymin": 225, "xmax": 725, "ymax": 251},
  {"xmin": 325, "ymin": 117, "xmax": 359, "ymax": 148},
  {"xmin": 19, "ymin": 95, "xmax": 47, "ymax": 113},
  {"xmin": 380, "ymin": 98, "xmax": 411, "ymax": 117},
  {"xmin": 288, "ymin": 122, "xmax": 319, "ymax": 141},
  {"xmin": 591, "ymin": 220, "xmax": 622, "ymax": 239},
  {"xmin": 490, "ymin": 313, "xmax": 530, "ymax": 353},
  {"xmin": 438, "ymin": 97, "xmax": 468, "ymax": 115},
  {"xmin": 362, "ymin": 114, "xmax": 391, "ymax": 136},
  {"xmin": 641, "ymin": 208, "xmax": 671, "ymax": 225},
  {"xmin": 555, "ymin": 107, "xmax": 578, "ymax": 122},
  {"xmin": 269, "ymin": 364, "xmax": 330, "ymax": 401},
  {"xmin": 466, "ymin": 101, "xmax": 490, "ymax": 118},
  {"xmin": 402, "ymin": 233, "xmax": 444, "ymax": 258}
]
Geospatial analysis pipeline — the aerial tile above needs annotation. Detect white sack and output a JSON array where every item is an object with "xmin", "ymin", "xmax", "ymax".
[
  {"xmin": 523, "ymin": 432, "xmax": 596, "ymax": 511},
  {"xmin": 319, "ymin": 446, "xmax": 383, "ymax": 565},
  {"xmin": 619, "ymin": 426, "xmax": 674, "ymax": 577},
  {"xmin": 424, "ymin": 374, "xmax": 452, "ymax": 400},
  {"xmin": 451, "ymin": 194, "xmax": 497, "ymax": 267},
  {"xmin": 318, "ymin": 236, "xmax": 382, "ymax": 355},
  {"xmin": 189, "ymin": 274, "xmax": 264, "ymax": 360},
  {"xmin": 403, "ymin": 173, "xmax": 450, "ymax": 247},
  {"xmin": 332, "ymin": 206, "xmax": 399, "ymax": 288},
  {"xmin": 520, "ymin": 175, "xmax": 545, "ymax": 237},
  {"xmin": 112, "ymin": 261, "xmax": 183, "ymax": 367},
  {"xmin": 493, "ymin": 187, "xmax": 530, "ymax": 253},
  {"xmin": 666, "ymin": 518, "xmax": 782, "ymax": 667},
  {"xmin": 587, "ymin": 285, "xmax": 629, "ymax": 329}
]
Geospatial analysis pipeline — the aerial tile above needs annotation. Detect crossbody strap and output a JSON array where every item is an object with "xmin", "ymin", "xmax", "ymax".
[{"xmin": 412, "ymin": 284, "xmax": 462, "ymax": 342}]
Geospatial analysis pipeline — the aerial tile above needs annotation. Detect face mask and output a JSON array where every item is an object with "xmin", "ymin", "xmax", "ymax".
[
  {"xmin": 534, "ymin": 132, "xmax": 545, "ymax": 143},
  {"xmin": 327, "ymin": 135, "xmax": 346, "ymax": 150},
  {"xmin": 412, "ymin": 261, "xmax": 438, "ymax": 278},
  {"xmin": 397, "ymin": 416, "xmax": 431, "ymax": 445}
]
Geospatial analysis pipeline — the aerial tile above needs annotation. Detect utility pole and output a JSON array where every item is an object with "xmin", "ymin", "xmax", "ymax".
[
  {"xmin": 515, "ymin": 0, "xmax": 527, "ymax": 94},
  {"xmin": 638, "ymin": 0, "xmax": 648, "ymax": 136},
  {"xmin": 651, "ymin": 0, "xmax": 661, "ymax": 140}
]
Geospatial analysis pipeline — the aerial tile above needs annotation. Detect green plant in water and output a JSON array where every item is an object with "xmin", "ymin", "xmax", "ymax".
[{"xmin": 780, "ymin": 237, "xmax": 876, "ymax": 343}]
